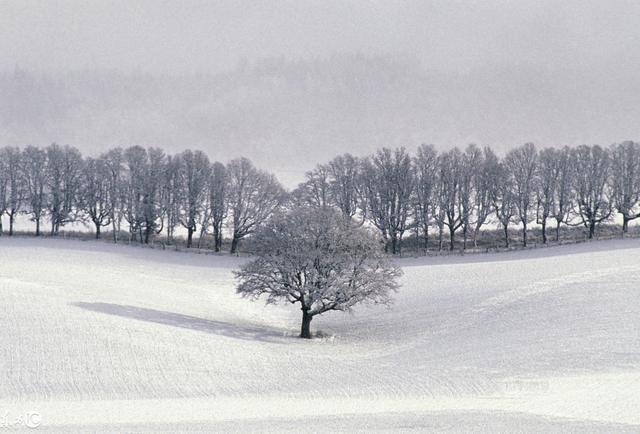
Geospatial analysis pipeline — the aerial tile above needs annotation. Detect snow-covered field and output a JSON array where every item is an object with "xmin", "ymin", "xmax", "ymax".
[{"xmin": 1, "ymin": 237, "xmax": 639, "ymax": 432}]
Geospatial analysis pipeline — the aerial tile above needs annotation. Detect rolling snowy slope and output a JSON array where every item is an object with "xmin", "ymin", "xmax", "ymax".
[{"xmin": 1, "ymin": 237, "xmax": 639, "ymax": 432}]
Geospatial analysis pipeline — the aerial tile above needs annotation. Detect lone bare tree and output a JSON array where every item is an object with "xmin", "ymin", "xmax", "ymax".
[{"xmin": 235, "ymin": 207, "xmax": 401, "ymax": 338}]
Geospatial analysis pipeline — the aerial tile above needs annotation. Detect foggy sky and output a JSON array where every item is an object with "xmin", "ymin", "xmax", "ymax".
[
  {"xmin": 2, "ymin": 0, "xmax": 640, "ymax": 186},
  {"xmin": 3, "ymin": 0, "xmax": 640, "ymax": 74}
]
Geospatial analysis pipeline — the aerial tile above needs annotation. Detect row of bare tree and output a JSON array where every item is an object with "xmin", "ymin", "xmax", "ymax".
[
  {"xmin": 0, "ymin": 145, "xmax": 285, "ymax": 253},
  {"xmin": 293, "ymin": 142, "xmax": 640, "ymax": 253},
  {"xmin": 1, "ymin": 142, "xmax": 639, "ymax": 254}
]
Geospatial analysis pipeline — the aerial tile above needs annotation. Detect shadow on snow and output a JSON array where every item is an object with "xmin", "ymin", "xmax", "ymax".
[{"xmin": 71, "ymin": 301, "xmax": 285, "ymax": 343}]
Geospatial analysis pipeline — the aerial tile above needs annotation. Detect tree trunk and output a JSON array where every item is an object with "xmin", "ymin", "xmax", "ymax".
[
  {"xmin": 166, "ymin": 222, "xmax": 172, "ymax": 243},
  {"xmin": 390, "ymin": 234, "xmax": 398, "ymax": 255},
  {"xmin": 588, "ymin": 221, "xmax": 596, "ymax": 239},
  {"xmin": 0, "ymin": 218, "xmax": 3, "ymax": 236},
  {"xmin": 438, "ymin": 226, "xmax": 443, "ymax": 251},
  {"xmin": 112, "ymin": 215, "xmax": 118, "ymax": 243},
  {"xmin": 187, "ymin": 227, "xmax": 194, "ymax": 248},
  {"xmin": 522, "ymin": 222, "xmax": 527, "ymax": 247},
  {"xmin": 423, "ymin": 225, "xmax": 429, "ymax": 252},
  {"xmin": 622, "ymin": 216, "xmax": 629, "ymax": 235},
  {"xmin": 35, "ymin": 217, "xmax": 40, "ymax": 236},
  {"xmin": 503, "ymin": 224, "xmax": 510, "ymax": 248},
  {"xmin": 213, "ymin": 226, "xmax": 221, "ymax": 252},
  {"xmin": 541, "ymin": 219, "xmax": 547, "ymax": 244},
  {"xmin": 300, "ymin": 309, "xmax": 313, "ymax": 339},
  {"xmin": 462, "ymin": 226, "xmax": 468, "ymax": 250},
  {"xmin": 95, "ymin": 223, "xmax": 101, "ymax": 239},
  {"xmin": 449, "ymin": 227, "xmax": 455, "ymax": 250},
  {"xmin": 556, "ymin": 219, "xmax": 561, "ymax": 241},
  {"xmin": 197, "ymin": 224, "xmax": 207, "ymax": 249},
  {"xmin": 230, "ymin": 234, "xmax": 240, "ymax": 254},
  {"xmin": 9, "ymin": 213, "xmax": 14, "ymax": 236}
]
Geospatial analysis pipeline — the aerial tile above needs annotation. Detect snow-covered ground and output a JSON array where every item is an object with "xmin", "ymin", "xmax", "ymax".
[{"xmin": 1, "ymin": 237, "xmax": 639, "ymax": 432}]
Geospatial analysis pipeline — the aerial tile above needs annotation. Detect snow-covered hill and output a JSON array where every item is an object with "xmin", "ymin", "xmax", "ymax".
[{"xmin": 1, "ymin": 237, "xmax": 639, "ymax": 432}]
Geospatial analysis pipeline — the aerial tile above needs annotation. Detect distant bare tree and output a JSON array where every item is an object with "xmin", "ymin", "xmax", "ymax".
[
  {"xmin": 361, "ymin": 147, "xmax": 414, "ymax": 254},
  {"xmin": 176, "ymin": 150, "xmax": 211, "ymax": 248},
  {"xmin": 610, "ymin": 141, "xmax": 640, "ymax": 233},
  {"xmin": 459, "ymin": 145, "xmax": 482, "ymax": 249},
  {"xmin": 208, "ymin": 161, "xmax": 228, "ymax": 252},
  {"xmin": 493, "ymin": 162, "xmax": 517, "ymax": 248},
  {"xmin": 505, "ymin": 143, "xmax": 537, "ymax": 247},
  {"xmin": 101, "ymin": 148, "xmax": 124, "ymax": 243},
  {"xmin": 535, "ymin": 147, "xmax": 560, "ymax": 244},
  {"xmin": 0, "ymin": 148, "xmax": 14, "ymax": 235},
  {"xmin": 412, "ymin": 144, "xmax": 438, "ymax": 251},
  {"xmin": 0, "ymin": 149, "xmax": 8, "ymax": 235},
  {"xmin": 122, "ymin": 146, "xmax": 166, "ymax": 243},
  {"xmin": 141, "ymin": 147, "xmax": 167, "ymax": 244},
  {"xmin": 45, "ymin": 144, "xmax": 83, "ymax": 235},
  {"xmin": 327, "ymin": 153, "xmax": 362, "ymax": 221},
  {"xmin": 572, "ymin": 145, "xmax": 611, "ymax": 239},
  {"xmin": 471, "ymin": 146, "xmax": 499, "ymax": 247},
  {"xmin": 435, "ymin": 148, "xmax": 463, "ymax": 250},
  {"xmin": 227, "ymin": 158, "xmax": 286, "ymax": 254},
  {"xmin": 21, "ymin": 146, "xmax": 48, "ymax": 236},
  {"xmin": 292, "ymin": 164, "xmax": 331, "ymax": 209},
  {"xmin": 432, "ymin": 187, "xmax": 447, "ymax": 251},
  {"xmin": 81, "ymin": 157, "xmax": 112, "ymax": 239},
  {"xmin": 161, "ymin": 154, "xmax": 181, "ymax": 243},
  {"xmin": 550, "ymin": 146, "xmax": 573, "ymax": 241},
  {"xmin": 122, "ymin": 146, "xmax": 146, "ymax": 241},
  {"xmin": 0, "ymin": 147, "xmax": 24, "ymax": 236}
]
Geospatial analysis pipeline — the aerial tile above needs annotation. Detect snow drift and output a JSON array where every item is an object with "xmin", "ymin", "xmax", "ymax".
[{"xmin": 0, "ymin": 237, "xmax": 639, "ymax": 432}]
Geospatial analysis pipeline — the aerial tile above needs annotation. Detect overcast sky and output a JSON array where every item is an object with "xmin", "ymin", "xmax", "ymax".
[
  {"xmin": 2, "ymin": 0, "xmax": 639, "ymax": 74},
  {"xmin": 2, "ymin": 1, "xmax": 640, "ymax": 185}
]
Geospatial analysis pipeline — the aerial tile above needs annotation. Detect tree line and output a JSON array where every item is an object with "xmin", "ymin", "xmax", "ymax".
[{"xmin": 1, "ymin": 142, "xmax": 639, "ymax": 254}]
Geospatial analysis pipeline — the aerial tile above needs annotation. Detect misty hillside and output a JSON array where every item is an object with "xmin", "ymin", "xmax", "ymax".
[{"xmin": 2, "ymin": 55, "xmax": 639, "ymax": 184}]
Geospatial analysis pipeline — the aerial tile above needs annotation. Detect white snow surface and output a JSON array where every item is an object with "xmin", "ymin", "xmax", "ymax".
[{"xmin": 1, "ymin": 237, "xmax": 639, "ymax": 432}]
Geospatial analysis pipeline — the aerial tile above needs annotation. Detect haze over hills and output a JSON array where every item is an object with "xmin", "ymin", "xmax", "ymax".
[{"xmin": 2, "ymin": 54, "xmax": 640, "ymax": 187}]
